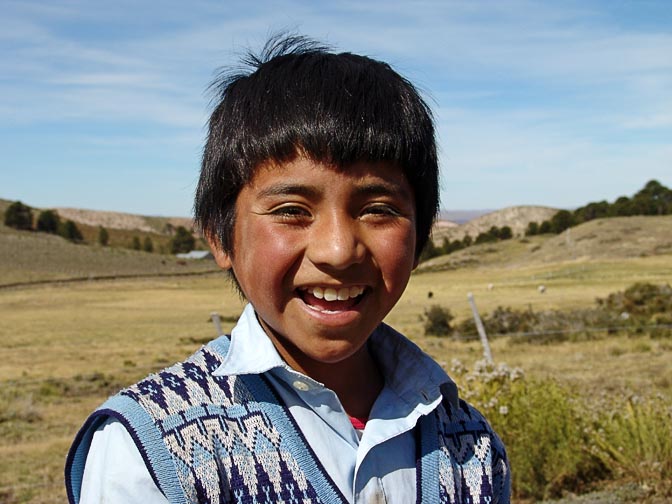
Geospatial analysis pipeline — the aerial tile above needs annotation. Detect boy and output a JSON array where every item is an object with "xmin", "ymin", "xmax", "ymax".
[{"xmin": 66, "ymin": 34, "xmax": 510, "ymax": 503}]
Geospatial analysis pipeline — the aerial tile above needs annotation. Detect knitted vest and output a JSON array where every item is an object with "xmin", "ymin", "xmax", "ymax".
[{"xmin": 66, "ymin": 336, "xmax": 509, "ymax": 503}]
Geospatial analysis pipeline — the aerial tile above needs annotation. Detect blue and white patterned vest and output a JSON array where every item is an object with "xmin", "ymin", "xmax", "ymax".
[{"xmin": 66, "ymin": 336, "xmax": 510, "ymax": 503}]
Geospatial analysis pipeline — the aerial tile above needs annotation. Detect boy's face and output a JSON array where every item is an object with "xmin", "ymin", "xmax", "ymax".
[{"xmin": 210, "ymin": 157, "xmax": 417, "ymax": 375}]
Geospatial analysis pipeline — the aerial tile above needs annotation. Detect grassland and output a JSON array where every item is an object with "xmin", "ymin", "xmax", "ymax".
[
  {"xmin": 0, "ymin": 223, "xmax": 217, "ymax": 287},
  {"xmin": 1, "ymin": 216, "xmax": 671, "ymax": 502}
]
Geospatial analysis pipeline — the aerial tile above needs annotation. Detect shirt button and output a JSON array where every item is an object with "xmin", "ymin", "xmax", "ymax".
[{"xmin": 292, "ymin": 380, "xmax": 310, "ymax": 391}]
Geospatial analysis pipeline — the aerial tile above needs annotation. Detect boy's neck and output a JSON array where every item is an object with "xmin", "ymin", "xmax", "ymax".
[
  {"xmin": 316, "ymin": 346, "xmax": 384, "ymax": 419},
  {"xmin": 268, "ymin": 333, "xmax": 384, "ymax": 418}
]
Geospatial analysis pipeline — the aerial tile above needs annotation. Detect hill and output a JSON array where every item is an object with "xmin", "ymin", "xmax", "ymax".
[
  {"xmin": 0, "ymin": 198, "xmax": 194, "ymax": 234},
  {"xmin": 419, "ymin": 214, "xmax": 672, "ymax": 272},
  {"xmin": 0, "ymin": 222, "xmax": 218, "ymax": 287},
  {"xmin": 54, "ymin": 207, "xmax": 193, "ymax": 234},
  {"xmin": 431, "ymin": 205, "xmax": 558, "ymax": 242}
]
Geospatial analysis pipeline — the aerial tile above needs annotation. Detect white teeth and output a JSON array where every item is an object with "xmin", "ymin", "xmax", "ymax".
[{"xmin": 305, "ymin": 286, "xmax": 364, "ymax": 301}]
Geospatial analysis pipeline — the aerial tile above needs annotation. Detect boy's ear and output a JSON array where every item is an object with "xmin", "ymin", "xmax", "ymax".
[{"xmin": 205, "ymin": 233, "xmax": 233, "ymax": 270}]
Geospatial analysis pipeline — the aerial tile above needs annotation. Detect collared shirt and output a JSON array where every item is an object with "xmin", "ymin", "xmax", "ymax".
[{"xmin": 80, "ymin": 304, "xmax": 456, "ymax": 503}]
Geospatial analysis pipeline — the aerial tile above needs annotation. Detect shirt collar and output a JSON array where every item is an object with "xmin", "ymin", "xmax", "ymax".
[
  {"xmin": 213, "ymin": 303, "xmax": 288, "ymax": 377},
  {"xmin": 212, "ymin": 303, "xmax": 458, "ymax": 409},
  {"xmin": 369, "ymin": 324, "xmax": 458, "ymax": 410}
]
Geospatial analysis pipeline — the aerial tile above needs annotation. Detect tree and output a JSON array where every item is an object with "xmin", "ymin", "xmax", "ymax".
[
  {"xmin": 611, "ymin": 196, "xmax": 634, "ymax": 217},
  {"xmin": 525, "ymin": 222, "xmax": 539, "ymax": 236},
  {"xmin": 418, "ymin": 238, "xmax": 441, "ymax": 262},
  {"xmin": 36, "ymin": 210, "xmax": 61, "ymax": 234},
  {"xmin": 59, "ymin": 220, "xmax": 83, "ymax": 242},
  {"xmin": 170, "ymin": 226, "xmax": 195, "ymax": 254},
  {"xmin": 4, "ymin": 201, "xmax": 33, "ymax": 230},
  {"xmin": 143, "ymin": 236, "xmax": 154, "ymax": 253},
  {"xmin": 539, "ymin": 220, "xmax": 552, "ymax": 234},
  {"xmin": 550, "ymin": 210, "xmax": 574, "ymax": 234},
  {"xmin": 98, "ymin": 226, "xmax": 109, "ymax": 246},
  {"xmin": 632, "ymin": 179, "xmax": 672, "ymax": 215},
  {"xmin": 499, "ymin": 226, "xmax": 513, "ymax": 240},
  {"xmin": 131, "ymin": 236, "xmax": 141, "ymax": 250},
  {"xmin": 573, "ymin": 200, "xmax": 609, "ymax": 224}
]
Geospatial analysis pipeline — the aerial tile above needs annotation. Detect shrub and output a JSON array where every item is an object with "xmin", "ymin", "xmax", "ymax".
[
  {"xmin": 525, "ymin": 221, "xmax": 539, "ymax": 236},
  {"xmin": 451, "ymin": 360, "xmax": 607, "ymax": 500},
  {"xmin": 418, "ymin": 239, "xmax": 442, "ymax": 262},
  {"xmin": 36, "ymin": 210, "xmax": 60, "ymax": 234},
  {"xmin": 423, "ymin": 305, "xmax": 454, "ymax": 336},
  {"xmin": 598, "ymin": 282, "xmax": 672, "ymax": 319},
  {"xmin": 131, "ymin": 236, "xmax": 141, "ymax": 250},
  {"xmin": 590, "ymin": 396, "xmax": 672, "ymax": 495},
  {"xmin": 98, "ymin": 226, "xmax": 109, "ymax": 246},
  {"xmin": 58, "ymin": 219, "xmax": 83, "ymax": 242},
  {"xmin": 4, "ymin": 201, "xmax": 33, "ymax": 230},
  {"xmin": 170, "ymin": 226, "xmax": 195, "ymax": 254},
  {"xmin": 539, "ymin": 220, "xmax": 552, "ymax": 234},
  {"xmin": 143, "ymin": 236, "xmax": 154, "ymax": 253}
]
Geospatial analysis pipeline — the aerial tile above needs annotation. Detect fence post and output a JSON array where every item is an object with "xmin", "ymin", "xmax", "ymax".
[
  {"xmin": 210, "ymin": 312, "xmax": 223, "ymax": 336},
  {"xmin": 467, "ymin": 292, "xmax": 494, "ymax": 365}
]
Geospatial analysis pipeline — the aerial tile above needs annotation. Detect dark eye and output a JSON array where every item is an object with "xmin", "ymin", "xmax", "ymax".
[
  {"xmin": 363, "ymin": 204, "xmax": 401, "ymax": 217},
  {"xmin": 271, "ymin": 205, "xmax": 311, "ymax": 221}
]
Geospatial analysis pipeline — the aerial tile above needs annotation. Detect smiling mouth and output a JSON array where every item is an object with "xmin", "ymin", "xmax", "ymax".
[{"xmin": 298, "ymin": 286, "xmax": 366, "ymax": 312}]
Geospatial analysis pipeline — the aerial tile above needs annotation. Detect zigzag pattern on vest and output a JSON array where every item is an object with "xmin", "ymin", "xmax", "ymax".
[
  {"xmin": 435, "ymin": 401, "xmax": 509, "ymax": 503},
  {"xmin": 120, "ymin": 340, "xmax": 341, "ymax": 503}
]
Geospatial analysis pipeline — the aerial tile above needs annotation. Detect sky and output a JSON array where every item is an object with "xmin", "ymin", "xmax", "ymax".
[{"xmin": 1, "ymin": 0, "xmax": 671, "ymax": 217}]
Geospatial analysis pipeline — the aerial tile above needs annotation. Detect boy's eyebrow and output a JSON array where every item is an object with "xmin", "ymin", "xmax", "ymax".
[
  {"xmin": 256, "ymin": 180, "xmax": 413, "ymax": 200},
  {"xmin": 257, "ymin": 183, "xmax": 320, "ymax": 199},
  {"xmin": 353, "ymin": 182, "xmax": 413, "ymax": 200}
]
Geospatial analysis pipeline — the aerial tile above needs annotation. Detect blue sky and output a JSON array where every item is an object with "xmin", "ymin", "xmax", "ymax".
[{"xmin": 1, "ymin": 0, "xmax": 671, "ymax": 217}]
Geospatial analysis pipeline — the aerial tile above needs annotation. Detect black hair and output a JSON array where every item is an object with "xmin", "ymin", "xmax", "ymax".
[{"xmin": 195, "ymin": 33, "xmax": 439, "ymax": 259}]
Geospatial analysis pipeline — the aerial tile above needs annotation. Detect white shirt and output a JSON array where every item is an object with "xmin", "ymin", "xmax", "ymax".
[{"xmin": 80, "ymin": 304, "xmax": 456, "ymax": 503}]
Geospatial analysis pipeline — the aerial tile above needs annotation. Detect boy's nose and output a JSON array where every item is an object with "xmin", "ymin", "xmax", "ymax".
[{"xmin": 306, "ymin": 216, "xmax": 366, "ymax": 270}]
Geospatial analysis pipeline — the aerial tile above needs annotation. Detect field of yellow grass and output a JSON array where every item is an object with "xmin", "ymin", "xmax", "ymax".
[{"xmin": 1, "ymin": 248, "xmax": 671, "ymax": 502}]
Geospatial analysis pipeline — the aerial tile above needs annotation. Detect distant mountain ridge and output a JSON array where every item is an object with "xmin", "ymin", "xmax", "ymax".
[
  {"xmin": 54, "ymin": 207, "xmax": 193, "ymax": 234},
  {"xmin": 433, "ymin": 205, "xmax": 559, "ymax": 242}
]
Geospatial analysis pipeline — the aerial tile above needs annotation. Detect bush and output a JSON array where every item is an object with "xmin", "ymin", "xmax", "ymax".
[
  {"xmin": 423, "ymin": 305, "xmax": 454, "ymax": 336},
  {"xmin": 170, "ymin": 226, "xmax": 195, "ymax": 254},
  {"xmin": 590, "ymin": 396, "xmax": 672, "ymax": 495},
  {"xmin": 36, "ymin": 210, "xmax": 60, "ymax": 234},
  {"xmin": 598, "ymin": 282, "xmax": 672, "ymax": 319},
  {"xmin": 451, "ymin": 360, "xmax": 607, "ymax": 500},
  {"xmin": 98, "ymin": 226, "xmax": 109, "ymax": 246},
  {"xmin": 131, "ymin": 236, "xmax": 141, "ymax": 250},
  {"xmin": 58, "ymin": 220, "xmax": 83, "ymax": 242},
  {"xmin": 418, "ymin": 239, "xmax": 442, "ymax": 262},
  {"xmin": 143, "ymin": 236, "xmax": 154, "ymax": 253},
  {"xmin": 4, "ymin": 201, "xmax": 33, "ymax": 230},
  {"xmin": 525, "ymin": 221, "xmax": 539, "ymax": 236}
]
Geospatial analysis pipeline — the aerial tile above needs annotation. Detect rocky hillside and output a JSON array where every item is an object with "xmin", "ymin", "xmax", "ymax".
[
  {"xmin": 432, "ymin": 205, "xmax": 559, "ymax": 241},
  {"xmin": 54, "ymin": 207, "xmax": 193, "ymax": 234}
]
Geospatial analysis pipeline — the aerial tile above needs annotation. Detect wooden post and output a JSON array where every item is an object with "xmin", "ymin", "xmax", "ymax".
[
  {"xmin": 467, "ymin": 292, "xmax": 493, "ymax": 365},
  {"xmin": 210, "ymin": 312, "xmax": 223, "ymax": 336}
]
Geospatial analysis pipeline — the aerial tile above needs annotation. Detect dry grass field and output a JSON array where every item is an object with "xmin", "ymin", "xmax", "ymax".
[{"xmin": 1, "ymin": 216, "xmax": 671, "ymax": 502}]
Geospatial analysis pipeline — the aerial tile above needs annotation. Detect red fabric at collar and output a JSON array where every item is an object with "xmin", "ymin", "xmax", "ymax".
[{"xmin": 349, "ymin": 416, "xmax": 367, "ymax": 430}]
